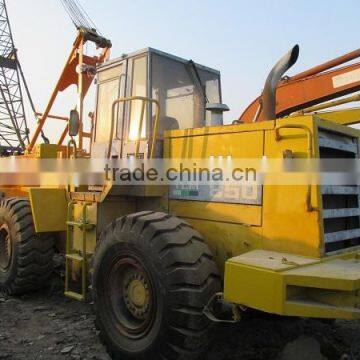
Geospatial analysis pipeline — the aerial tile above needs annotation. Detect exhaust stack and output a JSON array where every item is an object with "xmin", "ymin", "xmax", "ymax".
[{"xmin": 262, "ymin": 45, "xmax": 299, "ymax": 121}]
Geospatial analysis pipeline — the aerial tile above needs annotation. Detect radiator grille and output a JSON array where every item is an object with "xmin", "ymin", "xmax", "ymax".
[{"xmin": 319, "ymin": 130, "xmax": 360, "ymax": 253}]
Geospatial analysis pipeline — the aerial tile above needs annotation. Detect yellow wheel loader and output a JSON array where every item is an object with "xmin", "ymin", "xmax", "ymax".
[{"xmin": 2, "ymin": 28, "xmax": 360, "ymax": 359}]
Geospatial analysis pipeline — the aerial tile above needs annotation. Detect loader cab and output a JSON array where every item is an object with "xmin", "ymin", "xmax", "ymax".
[{"xmin": 91, "ymin": 48, "xmax": 223, "ymax": 158}]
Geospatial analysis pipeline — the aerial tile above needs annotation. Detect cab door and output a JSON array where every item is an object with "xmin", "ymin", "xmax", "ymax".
[
  {"xmin": 121, "ymin": 54, "xmax": 148, "ymax": 158},
  {"xmin": 92, "ymin": 60, "xmax": 127, "ymax": 158}
]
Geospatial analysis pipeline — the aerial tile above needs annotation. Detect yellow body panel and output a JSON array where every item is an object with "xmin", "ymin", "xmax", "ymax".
[
  {"xmin": 262, "ymin": 116, "xmax": 323, "ymax": 258},
  {"xmin": 314, "ymin": 115, "xmax": 360, "ymax": 136},
  {"xmin": 316, "ymin": 108, "xmax": 360, "ymax": 126},
  {"xmin": 30, "ymin": 144, "xmax": 59, "ymax": 158},
  {"xmin": 165, "ymin": 115, "xmax": 360, "ymax": 319},
  {"xmin": 169, "ymin": 200, "xmax": 262, "ymax": 226},
  {"xmin": 165, "ymin": 115, "xmax": 360, "ymax": 262},
  {"xmin": 167, "ymin": 124, "xmax": 267, "ymax": 158},
  {"xmin": 28, "ymin": 188, "xmax": 68, "ymax": 232},
  {"xmin": 185, "ymin": 218, "xmax": 263, "ymax": 275},
  {"xmin": 164, "ymin": 116, "xmax": 327, "ymax": 263},
  {"xmin": 166, "ymin": 120, "xmax": 275, "ymax": 139},
  {"xmin": 165, "ymin": 123, "xmax": 267, "ymax": 274}
]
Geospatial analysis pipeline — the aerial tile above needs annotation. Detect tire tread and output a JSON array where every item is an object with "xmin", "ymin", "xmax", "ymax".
[
  {"xmin": 0, "ymin": 197, "xmax": 54, "ymax": 294},
  {"xmin": 93, "ymin": 211, "xmax": 220, "ymax": 360}
]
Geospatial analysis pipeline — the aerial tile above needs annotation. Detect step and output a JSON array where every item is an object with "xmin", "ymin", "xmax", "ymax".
[
  {"xmin": 64, "ymin": 291, "xmax": 85, "ymax": 301},
  {"xmin": 67, "ymin": 221, "xmax": 95, "ymax": 230},
  {"xmin": 66, "ymin": 253, "xmax": 84, "ymax": 262}
]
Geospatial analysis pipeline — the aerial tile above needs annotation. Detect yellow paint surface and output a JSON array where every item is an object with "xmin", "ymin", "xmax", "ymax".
[{"xmin": 29, "ymin": 188, "xmax": 68, "ymax": 232}]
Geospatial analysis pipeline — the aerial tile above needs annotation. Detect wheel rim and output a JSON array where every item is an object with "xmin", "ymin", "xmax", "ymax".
[
  {"xmin": 107, "ymin": 256, "xmax": 155, "ymax": 339},
  {"xmin": 0, "ymin": 223, "xmax": 11, "ymax": 271}
]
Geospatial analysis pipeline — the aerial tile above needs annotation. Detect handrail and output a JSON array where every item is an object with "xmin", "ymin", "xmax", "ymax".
[
  {"xmin": 108, "ymin": 96, "xmax": 160, "ymax": 159},
  {"xmin": 135, "ymin": 100, "xmax": 146, "ymax": 157},
  {"xmin": 275, "ymin": 124, "xmax": 313, "ymax": 156},
  {"xmin": 274, "ymin": 124, "xmax": 315, "ymax": 212}
]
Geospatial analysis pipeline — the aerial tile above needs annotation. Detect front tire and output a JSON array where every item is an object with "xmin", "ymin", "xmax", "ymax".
[
  {"xmin": 0, "ymin": 197, "xmax": 54, "ymax": 295},
  {"xmin": 92, "ymin": 211, "xmax": 221, "ymax": 360}
]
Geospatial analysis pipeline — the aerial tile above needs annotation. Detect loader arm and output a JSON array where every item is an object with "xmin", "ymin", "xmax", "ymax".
[{"xmin": 240, "ymin": 48, "xmax": 360, "ymax": 123}]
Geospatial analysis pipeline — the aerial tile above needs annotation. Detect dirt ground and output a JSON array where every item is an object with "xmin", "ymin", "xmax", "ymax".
[{"xmin": 1, "ymin": 274, "xmax": 360, "ymax": 360}]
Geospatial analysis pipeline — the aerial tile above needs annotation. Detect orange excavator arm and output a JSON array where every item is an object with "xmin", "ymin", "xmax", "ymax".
[{"xmin": 240, "ymin": 47, "xmax": 360, "ymax": 123}]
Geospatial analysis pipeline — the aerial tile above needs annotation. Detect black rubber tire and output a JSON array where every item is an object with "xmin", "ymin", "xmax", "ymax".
[
  {"xmin": 0, "ymin": 197, "xmax": 54, "ymax": 295},
  {"xmin": 92, "ymin": 211, "xmax": 221, "ymax": 360}
]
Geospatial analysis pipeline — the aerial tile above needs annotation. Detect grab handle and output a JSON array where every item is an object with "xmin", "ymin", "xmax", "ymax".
[{"xmin": 274, "ymin": 124, "xmax": 315, "ymax": 212}]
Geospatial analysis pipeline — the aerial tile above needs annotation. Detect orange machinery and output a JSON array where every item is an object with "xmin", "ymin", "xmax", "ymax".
[
  {"xmin": 27, "ymin": 27, "xmax": 111, "ymax": 155},
  {"xmin": 240, "ymin": 46, "xmax": 360, "ymax": 123}
]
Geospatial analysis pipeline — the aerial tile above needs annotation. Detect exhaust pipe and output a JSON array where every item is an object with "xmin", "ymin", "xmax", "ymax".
[{"xmin": 262, "ymin": 45, "xmax": 300, "ymax": 121}]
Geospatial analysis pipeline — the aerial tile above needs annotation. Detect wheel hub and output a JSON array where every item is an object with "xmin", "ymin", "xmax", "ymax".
[
  {"xmin": 123, "ymin": 270, "xmax": 150, "ymax": 320},
  {"xmin": 0, "ymin": 223, "xmax": 11, "ymax": 271}
]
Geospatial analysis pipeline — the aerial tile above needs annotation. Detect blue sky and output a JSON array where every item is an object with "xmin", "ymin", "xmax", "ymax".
[{"xmin": 7, "ymin": 0, "xmax": 360, "ymax": 140}]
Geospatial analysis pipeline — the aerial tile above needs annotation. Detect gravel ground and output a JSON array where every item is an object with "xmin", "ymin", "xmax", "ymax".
[{"xmin": 1, "ymin": 276, "xmax": 360, "ymax": 360}]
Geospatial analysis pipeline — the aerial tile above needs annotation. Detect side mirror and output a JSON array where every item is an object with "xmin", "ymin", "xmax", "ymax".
[{"xmin": 69, "ymin": 110, "xmax": 80, "ymax": 137}]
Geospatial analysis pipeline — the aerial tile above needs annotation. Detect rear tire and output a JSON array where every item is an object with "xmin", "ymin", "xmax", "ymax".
[
  {"xmin": 0, "ymin": 197, "xmax": 54, "ymax": 295},
  {"xmin": 92, "ymin": 211, "xmax": 221, "ymax": 360}
]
